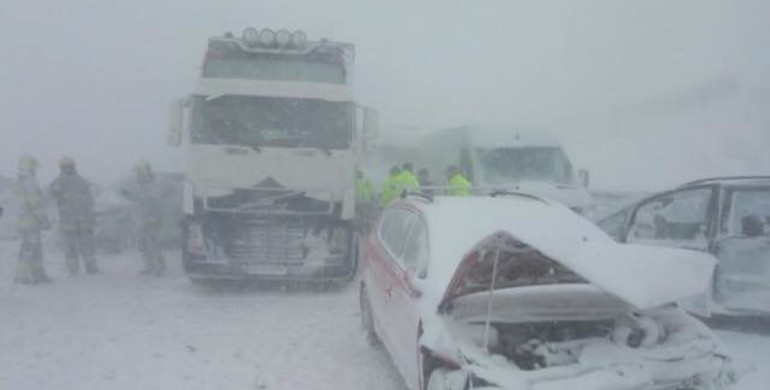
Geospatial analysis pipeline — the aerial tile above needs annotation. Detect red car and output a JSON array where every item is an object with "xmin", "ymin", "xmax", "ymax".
[{"xmin": 360, "ymin": 194, "xmax": 735, "ymax": 390}]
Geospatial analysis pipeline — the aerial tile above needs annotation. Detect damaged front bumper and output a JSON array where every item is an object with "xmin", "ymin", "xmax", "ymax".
[
  {"xmin": 466, "ymin": 352, "xmax": 734, "ymax": 390},
  {"xmin": 182, "ymin": 214, "xmax": 357, "ymax": 282}
]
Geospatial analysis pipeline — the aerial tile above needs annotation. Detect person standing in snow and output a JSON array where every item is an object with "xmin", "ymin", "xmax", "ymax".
[
  {"xmin": 14, "ymin": 155, "xmax": 52, "ymax": 284},
  {"xmin": 122, "ymin": 162, "xmax": 166, "ymax": 275},
  {"xmin": 49, "ymin": 156, "xmax": 100, "ymax": 276},
  {"xmin": 355, "ymin": 170, "xmax": 376, "ymax": 232},
  {"xmin": 418, "ymin": 168, "xmax": 435, "ymax": 196},
  {"xmin": 446, "ymin": 165, "xmax": 472, "ymax": 197},
  {"xmin": 392, "ymin": 162, "xmax": 420, "ymax": 198},
  {"xmin": 379, "ymin": 166, "xmax": 402, "ymax": 208}
]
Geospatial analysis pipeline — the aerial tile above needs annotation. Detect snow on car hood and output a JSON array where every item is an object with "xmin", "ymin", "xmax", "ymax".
[{"xmin": 420, "ymin": 197, "xmax": 716, "ymax": 311}]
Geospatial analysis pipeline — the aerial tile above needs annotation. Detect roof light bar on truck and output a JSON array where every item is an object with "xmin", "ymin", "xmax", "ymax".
[
  {"xmin": 242, "ymin": 27, "xmax": 260, "ymax": 46},
  {"xmin": 275, "ymin": 29, "xmax": 292, "ymax": 46},
  {"xmin": 259, "ymin": 28, "xmax": 276, "ymax": 46}
]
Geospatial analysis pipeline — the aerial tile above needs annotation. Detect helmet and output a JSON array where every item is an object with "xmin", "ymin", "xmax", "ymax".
[
  {"xmin": 18, "ymin": 155, "xmax": 38, "ymax": 176},
  {"xmin": 59, "ymin": 156, "xmax": 76, "ymax": 167}
]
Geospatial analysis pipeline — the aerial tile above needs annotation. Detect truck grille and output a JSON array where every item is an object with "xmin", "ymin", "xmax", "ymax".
[{"xmin": 226, "ymin": 222, "xmax": 308, "ymax": 264}]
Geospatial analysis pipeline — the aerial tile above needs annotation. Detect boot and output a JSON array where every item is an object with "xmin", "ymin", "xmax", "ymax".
[
  {"xmin": 66, "ymin": 257, "xmax": 81, "ymax": 276},
  {"xmin": 153, "ymin": 256, "xmax": 167, "ymax": 276},
  {"xmin": 14, "ymin": 260, "xmax": 33, "ymax": 284},
  {"xmin": 85, "ymin": 260, "xmax": 101, "ymax": 275}
]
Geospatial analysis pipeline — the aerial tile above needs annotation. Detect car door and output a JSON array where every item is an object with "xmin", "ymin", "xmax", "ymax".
[
  {"xmin": 387, "ymin": 210, "xmax": 429, "ymax": 390},
  {"xmin": 367, "ymin": 208, "xmax": 416, "ymax": 359},
  {"xmin": 624, "ymin": 186, "xmax": 717, "ymax": 252},
  {"xmin": 712, "ymin": 186, "xmax": 770, "ymax": 313}
]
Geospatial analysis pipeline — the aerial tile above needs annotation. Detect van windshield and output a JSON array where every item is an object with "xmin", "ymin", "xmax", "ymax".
[{"xmin": 476, "ymin": 147, "xmax": 573, "ymax": 184}]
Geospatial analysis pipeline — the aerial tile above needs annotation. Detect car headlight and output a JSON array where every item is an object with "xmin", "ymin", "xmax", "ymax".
[{"xmin": 612, "ymin": 313, "xmax": 664, "ymax": 348}]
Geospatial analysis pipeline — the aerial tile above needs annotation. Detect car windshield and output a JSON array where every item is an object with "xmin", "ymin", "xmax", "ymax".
[
  {"xmin": 190, "ymin": 95, "xmax": 351, "ymax": 149},
  {"xmin": 476, "ymin": 147, "xmax": 573, "ymax": 184}
]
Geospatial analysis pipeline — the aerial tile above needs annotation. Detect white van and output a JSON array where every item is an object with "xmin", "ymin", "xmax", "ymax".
[{"xmin": 420, "ymin": 125, "xmax": 594, "ymax": 213}]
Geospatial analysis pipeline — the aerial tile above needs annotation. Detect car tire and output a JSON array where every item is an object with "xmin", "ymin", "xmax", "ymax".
[
  {"xmin": 426, "ymin": 368, "xmax": 450, "ymax": 390},
  {"xmin": 360, "ymin": 286, "xmax": 380, "ymax": 346}
]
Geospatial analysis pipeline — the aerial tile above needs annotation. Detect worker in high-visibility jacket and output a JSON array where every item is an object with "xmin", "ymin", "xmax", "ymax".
[
  {"xmin": 355, "ymin": 170, "xmax": 376, "ymax": 205},
  {"xmin": 355, "ymin": 170, "xmax": 377, "ymax": 231},
  {"xmin": 446, "ymin": 165, "xmax": 472, "ymax": 196},
  {"xmin": 379, "ymin": 166, "xmax": 402, "ymax": 207},
  {"xmin": 14, "ymin": 155, "xmax": 52, "ymax": 284},
  {"xmin": 392, "ymin": 162, "xmax": 420, "ymax": 197}
]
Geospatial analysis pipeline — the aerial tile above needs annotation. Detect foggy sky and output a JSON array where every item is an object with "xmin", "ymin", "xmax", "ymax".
[{"xmin": 1, "ymin": 0, "xmax": 768, "ymax": 190}]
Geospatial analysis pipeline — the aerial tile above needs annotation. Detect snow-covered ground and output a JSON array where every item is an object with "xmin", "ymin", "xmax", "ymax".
[{"xmin": 0, "ymin": 239, "xmax": 767, "ymax": 390}]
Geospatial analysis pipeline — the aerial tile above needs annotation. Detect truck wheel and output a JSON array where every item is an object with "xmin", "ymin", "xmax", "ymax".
[{"xmin": 360, "ymin": 287, "xmax": 380, "ymax": 346}]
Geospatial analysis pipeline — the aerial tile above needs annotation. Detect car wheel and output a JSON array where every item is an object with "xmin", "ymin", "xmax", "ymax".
[
  {"xmin": 426, "ymin": 368, "xmax": 450, "ymax": 390},
  {"xmin": 360, "ymin": 286, "xmax": 380, "ymax": 346}
]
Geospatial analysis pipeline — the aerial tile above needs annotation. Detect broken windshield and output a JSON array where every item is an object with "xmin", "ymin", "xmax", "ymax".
[
  {"xmin": 476, "ymin": 147, "xmax": 573, "ymax": 184},
  {"xmin": 190, "ymin": 95, "xmax": 352, "ymax": 149}
]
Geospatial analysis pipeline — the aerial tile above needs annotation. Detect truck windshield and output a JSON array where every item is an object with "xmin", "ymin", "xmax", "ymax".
[
  {"xmin": 190, "ymin": 95, "xmax": 351, "ymax": 149},
  {"xmin": 203, "ymin": 57, "xmax": 346, "ymax": 84},
  {"xmin": 477, "ymin": 147, "xmax": 573, "ymax": 184}
]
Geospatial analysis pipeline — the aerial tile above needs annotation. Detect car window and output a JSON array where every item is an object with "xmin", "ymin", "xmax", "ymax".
[
  {"xmin": 597, "ymin": 207, "xmax": 632, "ymax": 241},
  {"xmin": 723, "ymin": 188, "xmax": 770, "ymax": 237},
  {"xmin": 377, "ymin": 208, "xmax": 416, "ymax": 264},
  {"xmin": 627, "ymin": 188, "xmax": 712, "ymax": 248},
  {"xmin": 402, "ymin": 217, "xmax": 429, "ymax": 277}
]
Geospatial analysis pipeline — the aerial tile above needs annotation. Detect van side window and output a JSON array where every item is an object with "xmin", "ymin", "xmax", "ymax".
[{"xmin": 627, "ymin": 188, "xmax": 713, "ymax": 250}]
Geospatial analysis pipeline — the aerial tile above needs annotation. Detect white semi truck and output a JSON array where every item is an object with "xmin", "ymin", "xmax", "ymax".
[{"xmin": 168, "ymin": 28, "xmax": 376, "ymax": 282}]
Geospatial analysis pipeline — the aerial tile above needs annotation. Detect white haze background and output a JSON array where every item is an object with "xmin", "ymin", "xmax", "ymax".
[{"xmin": 1, "ymin": 0, "xmax": 768, "ymax": 191}]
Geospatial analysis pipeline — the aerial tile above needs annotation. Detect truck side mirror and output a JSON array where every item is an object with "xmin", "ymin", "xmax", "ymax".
[
  {"xmin": 168, "ymin": 98, "xmax": 186, "ymax": 147},
  {"xmin": 578, "ymin": 169, "xmax": 590, "ymax": 188}
]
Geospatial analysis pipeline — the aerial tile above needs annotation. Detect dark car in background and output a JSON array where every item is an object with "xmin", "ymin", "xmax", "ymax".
[{"xmin": 597, "ymin": 176, "xmax": 770, "ymax": 316}]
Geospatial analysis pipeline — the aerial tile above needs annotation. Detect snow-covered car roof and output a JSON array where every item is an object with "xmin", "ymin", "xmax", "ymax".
[
  {"xmin": 403, "ymin": 195, "xmax": 716, "ymax": 310},
  {"xmin": 679, "ymin": 176, "xmax": 770, "ymax": 188}
]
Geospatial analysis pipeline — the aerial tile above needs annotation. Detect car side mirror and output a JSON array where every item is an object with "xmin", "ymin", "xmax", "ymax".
[
  {"xmin": 578, "ymin": 169, "xmax": 590, "ymax": 188},
  {"xmin": 404, "ymin": 268, "xmax": 424, "ymax": 298}
]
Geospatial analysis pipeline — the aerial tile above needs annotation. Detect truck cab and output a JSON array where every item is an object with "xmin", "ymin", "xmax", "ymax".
[
  {"xmin": 420, "ymin": 125, "xmax": 594, "ymax": 213},
  {"xmin": 169, "ymin": 28, "xmax": 376, "ymax": 282}
]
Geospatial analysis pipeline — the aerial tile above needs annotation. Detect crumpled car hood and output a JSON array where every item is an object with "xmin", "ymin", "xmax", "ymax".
[{"xmin": 442, "ymin": 230, "xmax": 717, "ymax": 311}]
